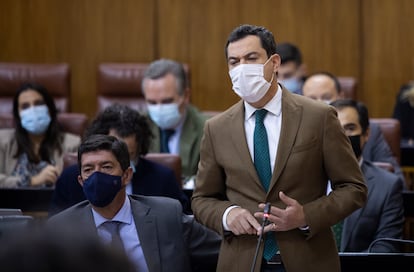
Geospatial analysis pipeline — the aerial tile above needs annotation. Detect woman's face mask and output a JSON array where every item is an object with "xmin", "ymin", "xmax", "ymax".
[
  {"xmin": 229, "ymin": 57, "xmax": 274, "ymax": 103},
  {"xmin": 20, "ymin": 105, "xmax": 51, "ymax": 135}
]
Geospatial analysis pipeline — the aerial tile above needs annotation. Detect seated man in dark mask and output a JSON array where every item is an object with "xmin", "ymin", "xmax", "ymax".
[
  {"xmin": 330, "ymin": 99, "xmax": 405, "ymax": 252},
  {"xmin": 49, "ymin": 104, "xmax": 190, "ymax": 216}
]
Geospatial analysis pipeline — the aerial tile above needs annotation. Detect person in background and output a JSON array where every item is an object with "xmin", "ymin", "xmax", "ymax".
[
  {"xmin": 392, "ymin": 82, "xmax": 414, "ymax": 141},
  {"xmin": 49, "ymin": 104, "xmax": 190, "ymax": 216},
  {"xmin": 141, "ymin": 58, "xmax": 207, "ymax": 180},
  {"xmin": 0, "ymin": 83, "xmax": 80, "ymax": 188},
  {"xmin": 192, "ymin": 24, "xmax": 367, "ymax": 272},
  {"xmin": 275, "ymin": 42, "xmax": 307, "ymax": 94},
  {"xmin": 330, "ymin": 99, "xmax": 404, "ymax": 252},
  {"xmin": 48, "ymin": 134, "xmax": 221, "ymax": 272},
  {"xmin": 302, "ymin": 72, "xmax": 405, "ymax": 183}
]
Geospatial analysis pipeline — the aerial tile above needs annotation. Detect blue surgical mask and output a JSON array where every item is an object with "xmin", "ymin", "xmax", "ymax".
[
  {"xmin": 20, "ymin": 105, "xmax": 51, "ymax": 135},
  {"xmin": 147, "ymin": 103, "xmax": 182, "ymax": 129},
  {"xmin": 82, "ymin": 171, "xmax": 122, "ymax": 207},
  {"xmin": 279, "ymin": 78, "xmax": 302, "ymax": 94}
]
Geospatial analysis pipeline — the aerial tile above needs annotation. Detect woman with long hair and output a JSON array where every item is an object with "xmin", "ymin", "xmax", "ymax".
[{"xmin": 0, "ymin": 83, "xmax": 80, "ymax": 187}]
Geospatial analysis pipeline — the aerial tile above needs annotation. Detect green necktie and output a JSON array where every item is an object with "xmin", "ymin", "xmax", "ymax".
[
  {"xmin": 332, "ymin": 221, "xmax": 343, "ymax": 251},
  {"xmin": 254, "ymin": 109, "xmax": 278, "ymax": 260}
]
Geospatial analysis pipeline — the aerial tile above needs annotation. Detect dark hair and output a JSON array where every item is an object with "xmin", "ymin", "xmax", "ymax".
[
  {"xmin": 78, "ymin": 134, "xmax": 130, "ymax": 172},
  {"xmin": 330, "ymin": 99, "xmax": 370, "ymax": 134},
  {"xmin": 85, "ymin": 104, "xmax": 153, "ymax": 156},
  {"xmin": 225, "ymin": 24, "xmax": 277, "ymax": 59},
  {"xmin": 0, "ymin": 227, "xmax": 136, "ymax": 272},
  {"xmin": 305, "ymin": 71, "xmax": 342, "ymax": 94},
  {"xmin": 142, "ymin": 58, "xmax": 188, "ymax": 96},
  {"xmin": 275, "ymin": 42, "xmax": 302, "ymax": 66},
  {"xmin": 12, "ymin": 82, "xmax": 63, "ymax": 163}
]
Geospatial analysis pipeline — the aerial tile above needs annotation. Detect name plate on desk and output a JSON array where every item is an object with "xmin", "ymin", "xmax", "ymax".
[{"xmin": 0, "ymin": 188, "xmax": 54, "ymax": 212}]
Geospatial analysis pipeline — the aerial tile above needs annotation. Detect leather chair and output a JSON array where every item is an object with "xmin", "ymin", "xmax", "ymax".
[
  {"xmin": 144, "ymin": 153, "xmax": 182, "ymax": 188},
  {"xmin": 0, "ymin": 62, "xmax": 71, "ymax": 113},
  {"xmin": 338, "ymin": 76, "xmax": 357, "ymax": 100},
  {"xmin": 97, "ymin": 62, "xmax": 190, "ymax": 113},
  {"xmin": 97, "ymin": 63, "xmax": 149, "ymax": 113},
  {"xmin": 0, "ymin": 112, "xmax": 89, "ymax": 137},
  {"xmin": 63, "ymin": 152, "xmax": 183, "ymax": 188},
  {"xmin": 370, "ymin": 118, "xmax": 401, "ymax": 164}
]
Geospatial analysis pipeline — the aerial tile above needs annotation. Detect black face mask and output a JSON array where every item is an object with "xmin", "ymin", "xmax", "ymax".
[{"xmin": 348, "ymin": 135, "xmax": 362, "ymax": 159}]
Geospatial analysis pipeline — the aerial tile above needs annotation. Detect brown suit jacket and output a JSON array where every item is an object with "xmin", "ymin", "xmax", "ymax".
[{"xmin": 192, "ymin": 88, "xmax": 367, "ymax": 272}]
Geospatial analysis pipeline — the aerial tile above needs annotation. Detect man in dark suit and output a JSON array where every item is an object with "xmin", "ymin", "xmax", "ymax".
[
  {"xmin": 192, "ymin": 24, "xmax": 367, "ymax": 272},
  {"xmin": 302, "ymin": 71, "xmax": 405, "ymax": 182},
  {"xmin": 48, "ymin": 134, "xmax": 220, "ymax": 272},
  {"xmin": 331, "ymin": 99, "xmax": 405, "ymax": 252},
  {"xmin": 49, "ymin": 104, "xmax": 190, "ymax": 216}
]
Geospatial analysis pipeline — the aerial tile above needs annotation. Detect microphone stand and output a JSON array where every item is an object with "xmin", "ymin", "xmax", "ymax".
[{"xmin": 250, "ymin": 202, "xmax": 271, "ymax": 272}]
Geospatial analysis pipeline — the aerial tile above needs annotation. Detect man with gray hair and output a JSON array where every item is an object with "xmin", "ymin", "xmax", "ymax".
[{"xmin": 141, "ymin": 59, "xmax": 207, "ymax": 180}]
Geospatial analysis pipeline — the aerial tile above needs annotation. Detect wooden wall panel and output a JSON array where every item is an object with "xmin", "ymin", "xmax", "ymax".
[
  {"xmin": 0, "ymin": 0, "xmax": 155, "ymax": 117},
  {"xmin": 157, "ymin": 0, "xmax": 360, "ymax": 111},
  {"xmin": 362, "ymin": 0, "xmax": 414, "ymax": 117},
  {"xmin": 1, "ymin": 0, "xmax": 413, "ymax": 118}
]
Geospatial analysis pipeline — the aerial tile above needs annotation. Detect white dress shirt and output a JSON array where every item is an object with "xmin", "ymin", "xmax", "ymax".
[{"xmin": 222, "ymin": 85, "xmax": 283, "ymax": 230}]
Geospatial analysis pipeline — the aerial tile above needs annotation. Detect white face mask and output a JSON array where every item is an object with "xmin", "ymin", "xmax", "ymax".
[
  {"xmin": 229, "ymin": 58, "xmax": 274, "ymax": 103},
  {"xmin": 147, "ymin": 103, "xmax": 182, "ymax": 130}
]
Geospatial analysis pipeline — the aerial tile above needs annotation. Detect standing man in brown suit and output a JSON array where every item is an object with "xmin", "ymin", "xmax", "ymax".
[{"xmin": 191, "ymin": 24, "xmax": 367, "ymax": 272}]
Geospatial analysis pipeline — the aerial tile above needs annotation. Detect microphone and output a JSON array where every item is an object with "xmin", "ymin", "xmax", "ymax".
[
  {"xmin": 368, "ymin": 237, "xmax": 414, "ymax": 252},
  {"xmin": 250, "ymin": 202, "xmax": 271, "ymax": 272}
]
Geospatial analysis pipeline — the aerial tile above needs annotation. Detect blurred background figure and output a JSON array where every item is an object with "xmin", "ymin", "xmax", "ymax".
[
  {"xmin": 392, "ymin": 82, "xmax": 414, "ymax": 141},
  {"xmin": 303, "ymin": 72, "xmax": 405, "ymax": 183},
  {"xmin": 275, "ymin": 42, "xmax": 307, "ymax": 94},
  {"xmin": 0, "ymin": 83, "xmax": 80, "ymax": 188},
  {"xmin": 141, "ymin": 59, "xmax": 207, "ymax": 180},
  {"xmin": 49, "ymin": 104, "xmax": 190, "ymax": 216},
  {"xmin": 0, "ymin": 226, "xmax": 136, "ymax": 272}
]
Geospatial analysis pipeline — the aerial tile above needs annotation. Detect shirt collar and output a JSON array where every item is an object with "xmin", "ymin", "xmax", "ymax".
[
  {"xmin": 93, "ymin": 195, "xmax": 133, "ymax": 227},
  {"xmin": 244, "ymin": 84, "xmax": 283, "ymax": 120}
]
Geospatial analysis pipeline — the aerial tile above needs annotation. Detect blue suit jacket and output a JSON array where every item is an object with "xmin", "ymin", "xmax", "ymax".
[
  {"xmin": 341, "ymin": 160, "xmax": 405, "ymax": 252},
  {"xmin": 49, "ymin": 157, "xmax": 190, "ymax": 216}
]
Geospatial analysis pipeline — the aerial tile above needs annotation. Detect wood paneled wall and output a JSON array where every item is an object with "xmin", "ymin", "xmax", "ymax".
[{"xmin": 1, "ymin": 0, "xmax": 413, "ymax": 118}]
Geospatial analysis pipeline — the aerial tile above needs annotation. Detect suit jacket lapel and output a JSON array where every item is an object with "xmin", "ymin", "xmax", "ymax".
[
  {"xmin": 269, "ymin": 90, "xmax": 302, "ymax": 191},
  {"xmin": 229, "ymin": 101, "xmax": 264, "ymax": 188},
  {"xmin": 130, "ymin": 197, "xmax": 161, "ymax": 272}
]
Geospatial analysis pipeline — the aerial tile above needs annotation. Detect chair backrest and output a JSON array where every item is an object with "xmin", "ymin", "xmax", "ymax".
[
  {"xmin": 338, "ymin": 76, "xmax": 357, "ymax": 100},
  {"xmin": 144, "ymin": 153, "xmax": 182, "ymax": 188},
  {"xmin": 370, "ymin": 118, "xmax": 401, "ymax": 164},
  {"xmin": 63, "ymin": 152, "xmax": 78, "ymax": 169},
  {"xmin": 0, "ymin": 215, "xmax": 34, "ymax": 239},
  {"xmin": 0, "ymin": 63, "xmax": 71, "ymax": 113},
  {"xmin": 97, "ymin": 63, "xmax": 148, "ymax": 113},
  {"xmin": 96, "ymin": 62, "xmax": 190, "ymax": 113},
  {"xmin": 63, "ymin": 152, "xmax": 183, "ymax": 188},
  {"xmin": 0, "ymin": 112, "xmax": 88, "ymax": 137}
]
